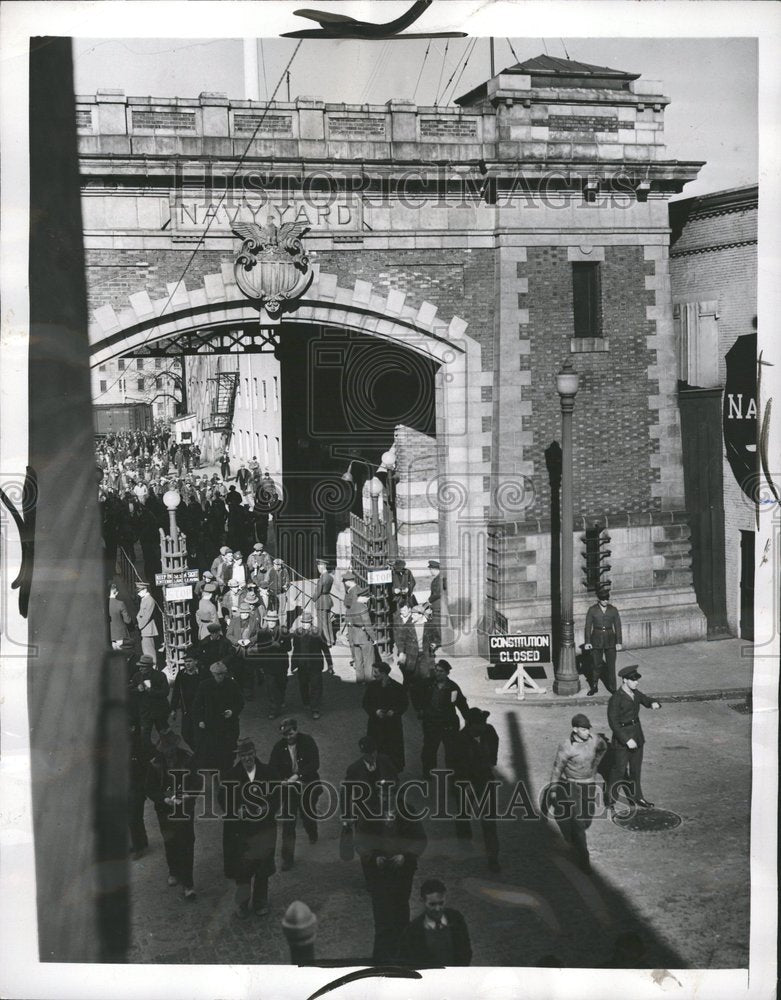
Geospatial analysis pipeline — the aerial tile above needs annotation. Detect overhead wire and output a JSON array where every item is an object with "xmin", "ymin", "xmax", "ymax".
[
  {"xmin": 93, "ymin": 39, "xmax": 304, "ymax": 401},
  {"xmin": 561, "ymin": 38, "xmax": 571, "ymax": 60},
  {"xmin": 437, "ymin": 37, "xmax": 473, "ymax": 106},
  {"xmin": 412, "ymin": 38, "xmax": 432, "ymax": 102},
  {"xmin": 441, "ymin": 36, "xmax": 478, "ymax": 106},
  {"xmin": 506, "ymin": 37, "xmax": 522, "ymax": 67},
  {"xmin": 433, "ymin": 38, "xmax": 450, "ymax": 106},
  {"xmin": 259, "ymin": 39, "xmax": 269, "ymax": 99}
]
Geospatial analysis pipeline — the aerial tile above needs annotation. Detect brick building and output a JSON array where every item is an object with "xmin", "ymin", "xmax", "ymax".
[
  {"xmin": 83, "ymin": 55, "xmax": 710, "ymax": 654},
  {"xmin": 669, "ymin": 185, "xmax": 758, "ymax": 639}
]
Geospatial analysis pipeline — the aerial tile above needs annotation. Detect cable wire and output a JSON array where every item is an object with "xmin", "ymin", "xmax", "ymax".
[
  {"xmin": 442, "ymin": 36, "xmax": 478, "ymax": 106},
  {"xmin": 412, "ymin": 38, "xmax": 432, "ymax": 102},
  {"xmin": 433, "ymin": 39, "xmax": 450, "ymax": 106},
  {"xmin": 437, "ymin": 37, "xmax": 472, "ymax": 106},
  {"xmin": 93, "ymin": 40, "xmax": 304, "ymax": 401},
  {"xmin": 506, "ymin": 37, "xmax": 522, "ymax": 67}
]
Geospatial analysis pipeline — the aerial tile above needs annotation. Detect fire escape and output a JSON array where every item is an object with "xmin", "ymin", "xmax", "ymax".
[{"xmin": 202, "ymin": 371, "xmax": 239, "ymax": 442}]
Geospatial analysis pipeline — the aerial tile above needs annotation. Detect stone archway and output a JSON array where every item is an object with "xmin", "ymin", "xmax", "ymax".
[{"xmin": 89, "ymin": 267, "xmax": 492, "ymax": 654}]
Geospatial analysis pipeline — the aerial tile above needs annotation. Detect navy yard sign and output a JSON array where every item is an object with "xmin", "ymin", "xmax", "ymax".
[{"xmin": 723, "ymin": 332, "xmax": 757, "ymax": 501}]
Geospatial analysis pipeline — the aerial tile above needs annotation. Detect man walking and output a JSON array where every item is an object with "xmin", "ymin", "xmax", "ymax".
[
  {"xmin": 169, "ymin": 654, "xmax": 201, "ymax": 751},
  {"xmin": 192, "ymin": 661, "xmax": 244, "ymax": 777},
  {"xmin": 135, "ymin": 581, "xmax": 159, "ymax": 666},
  {"xmin": 548, "ymin": 713, "xmax": 608, "ymax": 872},
  {"xmin": 269, "ymin": 718, "xmax": 321, "ymax": 871},
  {"xmin": 255, "ymin": 610, "xmax": 291, "ymax": 720},
  {"xmin": 313, "ymin": 559, "xmax": 335, "ymax": 647},
  {"xmin": 129, "ymin": 654, "xmax": 170, "ymax": 749},
  {"xmin": 607, "ymin": 666, "xmax": 661, "ymax": 809},
  {"xmin": 419, "ymin": 660, "xmax": 469, "ymax": 780},
  {"xmin": 290, "ymin": 612, "xmax": 328, "ymax": 720},
  {"xmin": 363, "ymin": 661, "xmax": 408, "ymax": 772},
  {"xmin": 145, "ymin": 730, "xmax": 199, "ymax": 900},
  {"xmin": 397, "ymin": 879, "xmax": 472, "ymax": 967},
  {"xmin": 223, "ymin": 737, "xmax": 280, "ymax": 919},
  {"xmin": 584, "ymin": 588, "xmax": 623, "ymax": 695},
  {"xmin": 452, "ymin": 707, "xmax": 501, "ymax": 872}
]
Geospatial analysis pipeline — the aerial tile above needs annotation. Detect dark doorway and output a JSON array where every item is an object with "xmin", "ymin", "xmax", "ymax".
[
  {"xmin": 678, "ymin": 388, "xmax": 730, "ymax": 638},
  {"xmin": 739, "ymin": 530, "xmax": 754, "ymax": 641},
  {"xmin": 275, "ymin": 323, "xmax": 438, "ymax": 575}
]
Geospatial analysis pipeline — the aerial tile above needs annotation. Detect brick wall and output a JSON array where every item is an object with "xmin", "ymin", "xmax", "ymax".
[{"xmin": 523, "ymin": 244, "xmax": 658, "ymax": 520}]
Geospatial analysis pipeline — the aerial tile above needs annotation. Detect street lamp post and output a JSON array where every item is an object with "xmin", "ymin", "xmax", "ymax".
[
  {"xmin": 554, "ymin": 360, "xmax": 580, "ymax": 696},
  {"xmin": 159, "ymin": 489, "xmax": 189, "ymax": 679}
]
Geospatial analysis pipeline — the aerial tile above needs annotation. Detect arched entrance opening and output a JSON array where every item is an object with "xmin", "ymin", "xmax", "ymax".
[{"xmin": 89, "ymin": 271, "xmax": 488, "ymax": 653}]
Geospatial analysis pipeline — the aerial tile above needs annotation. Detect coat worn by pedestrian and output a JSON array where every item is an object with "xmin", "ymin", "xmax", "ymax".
[
  {"xmin": 396, "ymin": 908, "xmax": 473, "ymax": 967},
  {"xmin": 192, "ymin": 675, "xmax": 244, "ymax": 768},
  {"xmin": 109, "ymin": 596, "xmax": 133, "ymax": 642},
  {"xmin": 222, "ymin": 758, "xmax": 281, "ymax": 881},
  {"xmin": 452, "ymin": 724, "xmax": 499, "ymax": 785},
  {"xmin": 355, "ymin": 813, "xmax": 427, "ymax": 893},
  {"xmin": 129, "ymin": 665, "xmax": 170, "ymax": 730},
  {"xmin": 363, "ymin": 678, "xmax": 408, "ymax": 771},
  {"xmin": 584, "ymin": 602, "xmax": 622, "ymax": 648},
  {"xmin": 607, "ymin": 687, "xmax": 653, "ymax": 748},
  {"xmin": 137, "ymin": 592, "xmax": 158, "ymax": 637}
]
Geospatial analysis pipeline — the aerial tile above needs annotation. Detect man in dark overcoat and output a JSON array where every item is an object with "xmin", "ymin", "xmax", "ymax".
[
  {"xmin": 290, "ymin": 612, "xmax": 329, "ymax": 719},
  {"xmin": 269, "ymin": 717, "xmax": 320, "ymax": 870},
  {"xmin": 452, "ymin": 707, "xmax": 501, "ymax": 872},
  {"xmin": 255, "ymin": 610, "xmax": 291, "ymax": 720},
  {"xmin": 192, "ymin": 661, "xmax": 244, "ymax": 777},
  {"xmin": 363, "ymin": 661, "xmax": 408, "ymax": 771},
  {"xmin": 145, "ymin": 730, "xmax": 199, "ymax": 899},
  {"xmin": 584, "ymin": 587, "xmax": 623, "ymax": 695}
]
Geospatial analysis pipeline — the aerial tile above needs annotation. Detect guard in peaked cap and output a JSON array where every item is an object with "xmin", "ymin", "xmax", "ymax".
[{"xmin": 607, "ymin": 665, "xmax": 662, "ymax": 811}]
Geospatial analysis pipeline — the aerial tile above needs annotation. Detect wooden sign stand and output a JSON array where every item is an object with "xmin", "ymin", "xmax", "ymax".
[{"xmin": 495, "ymin": 665, "xmax": 548, "ymax": 701}]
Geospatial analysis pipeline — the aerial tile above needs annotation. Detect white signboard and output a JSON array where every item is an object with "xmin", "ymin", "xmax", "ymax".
[
  {"xmin": 165, "ymin": 584, "xmax": 193, "ymax": 602},
  {"xmin": 367, "ymin": 568, "xmax": 392, "ymax": 585}
]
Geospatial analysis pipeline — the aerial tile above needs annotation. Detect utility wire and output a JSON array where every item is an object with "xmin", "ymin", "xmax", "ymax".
[
  {"xmin": 442, "ymin": 36, "xmax": 478, "ymax": 106},
  {"xmin": 94, "ymin": 40, "xmax": 304, "ymax": 401},
  {"xmin": 259, "ymin": 39, "xmax": 269, "ymax": 99},
  {"xmin": 560, "ymin": 39, "xmax": 571, "ymax": 60},
  {"xmin": 437, "ymin": 37, "xmax": 472, "ymax": 106},
  {"xmin": 412, "ymin": 39, "xmax": 432, "ymax": 102},
  {"xmin": 506, "ymin": 37, "xmax": 522, "ymax": 67},
  {"xmin": 433, "ymin": 38, "xmax": 450, "ymax": 106}
]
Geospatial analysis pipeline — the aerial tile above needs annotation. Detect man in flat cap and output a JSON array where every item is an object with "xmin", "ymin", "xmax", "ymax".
[
  {"xmin": 191, "ymin": 620, "xmax": 237, "ymax": 680},
  {"xmin": 129, "ymin": 654, "xmax": 170, "ymax": 750},
  {"xmin": 222, "ymin": 736, "xmax": 281, "ymax": 919},
  {"xmin": 548, "ymin": 714, "xmax": 609, "ymax": 872},
  {"xmin": 584, "ymin": 588, "xmax": 623, "ymax": 695},
  {"xmin": 607, "ymin": 667, "xmax": 661, "ymax": 809},
  {"xmin": 192, "ymin": 660, "xmax": 244, "ymax": 777},
  {"xmin": 419, "ymin": 659, "xmax": 470, "ymax": 780},
  {"xmin": 255, "ymin": 610, "xmax": 292, "ymax": 720},
  {"xmin": 195, "ymin": 581, "xmax": 220, "ymax": 640},
  {"xmin": 210, "ymin": 545, "xmax": 231, "ymax": 579},
  {"xmin": 169, "ymin": 654, "xmax": 201, "ymax": 751},
  {"xmin": 452, "ymin": 707, "xmax": 501, "ymax": 872},
  {"xmin": 343, "ymin": 571, "xmax": 379, "ymax": 684},
  {"xmin": 422, "ymin": 560, "xmax": 443, "ymax": 655},
  {"xmin": 269, "ymin": 718, "xmax": 321, "ymax": 870}
]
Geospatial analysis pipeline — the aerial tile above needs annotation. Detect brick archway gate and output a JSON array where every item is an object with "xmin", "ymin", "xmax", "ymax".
[{"xmin": 89, "ymin": 266, "xmax": 493, "ymax": 655}]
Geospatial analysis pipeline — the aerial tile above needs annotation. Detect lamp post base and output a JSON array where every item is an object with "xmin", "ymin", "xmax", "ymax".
[{"xmin": 553, "ymin": 643, "xmax": 581, "ymax": 696}]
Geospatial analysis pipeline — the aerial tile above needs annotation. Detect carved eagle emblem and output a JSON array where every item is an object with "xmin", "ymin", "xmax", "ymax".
[{"xmin": 232, "ymin": 221, "xmax": 310, "ymax": 256}]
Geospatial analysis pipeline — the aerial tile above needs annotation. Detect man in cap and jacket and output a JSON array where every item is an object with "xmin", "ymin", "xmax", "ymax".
[
  {"xmin": 191, "ymin": 621, "xmax": 237, "ymax": 680},
  {"xmin": 343, "ymin": 571, "xmax": 379, "ymax": 684},
  {"xmin": 607, "ymin": 666, "xmax": 661, "ymax": 809},
  {"xmin": 195, "ymin": 581, "xmax": 219, "ymax": 640},
  {"xmin": 269, "ymin": 718, "xmax": 321, "ymax": 870},
  {"xmin": 255, "ymin": 610, "xmax": 291, "ymax": 720},
  {"xmin": 548, "ymin": 713, "xmax": 608, "ymax": 872},
  {"xmin": 452, "ymin": 707, "xmax": 501, "ymax": 872},
  {"xmin": 343, "ymin": 735, "xmax": 399, "ymax": 820},
  {"xmin": 313, "ymin": 559, "xmax": 335, "ymax": 648},
  {"xmin": 583, "ymin": 588, "xmax": 623, "ymax": 695},
  {"xmin": 169, "ymin": 654, "xmax": 201, "ymax": 751},
  {"xmin": 363, "ymin": 660, "xmax": 408, "ymax": 772},
  {"xmin": 419, "ymin": 660, "xmax": 469, "ymax": 780},
  {"xmin": 222, "ymin": 736, "xmax": 281, "ymax": 919},
  {"xmin": 145, "ymin": 729, "xmax": 199, "ymax": 900},
  {"xmin": 290, "ymin": 612, "xmax": 329, "ymax": 719},
  {"xmin": 192, "ymin": 661, "xmax": 244, "ymax": 777},
  {"xmin": 268, "ymin": 557, "xmax": 292, "ymax": 626},
  {"xmin": 135, "ymin": 581, "xmax": 159, "ymax": 666},
  {"xmin": 226, "ymin": 600, "xmax": 260, "ymax": 697},
  {"xmin": 210, "ymin": 545, "xmax": 231, "ymax": 579},
  {"xmin": 421, "ymin": 559, "xmax": 443, "ymax": 653},
  {"xmin": 396, "ymin": 878, "xmax": 472, "ymax": 967}
]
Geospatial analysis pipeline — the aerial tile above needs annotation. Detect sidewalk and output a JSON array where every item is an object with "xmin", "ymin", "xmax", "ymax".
[{"xmin": 450, "ymin": 637, "xmax": 753, "ymax": 709}]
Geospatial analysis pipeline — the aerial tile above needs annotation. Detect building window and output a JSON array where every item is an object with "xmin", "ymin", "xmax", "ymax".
[
  {"xmin": 273, "ymin": 376, "xmax": 279, "ymax": 411},
  {"xmin": 99, "ymin": 364, "xmax": 107, "ymax": 372},
  {"xmin": 99, "ymin": 379, "xmax": 107, "ymax": 393},
  {"xmin": 255, "ymin": 431, "xmax": 260, "ymax": 458},
  {"xmin": 244, "ymin": 377, "xmax": 250, "ymax": 407},
  {"xmin": 137, "ymin": 378, "xmax": 144, "ymax": 391},
  {"xmin": 136, "ymin": 358, "xmax": 143, "ymax": 370},
  {"xmin": 261, "ymin": 380, "xmax": 267, "ymax": 411},
  {"xmin": 253, "ymin": 377, "xmax": 258, "ymax": 405},
  {"xmin": 572, "ymin": 262, "xmax": 602, "ymax": 339},
  {"xmin": 263, "ymin": 434, "xmax": 269, "ymax": 465},
  {"xmin": 155, "ymin": 377, "xmax": 162, "ymax": 390},
  {"xmin": 674, "ymin": 301, "xmax": 720, "ymax": 388},
  {"xmin": 155, "ymin": 358, "xmax": 162, "ymax": 369},
  {"xmin": 274, "ymin": 436, "xmax": 280, "ymax": 468},
  {"xmin": 118, "ymin": 359, "xmax": 125, "ymax": 371}
]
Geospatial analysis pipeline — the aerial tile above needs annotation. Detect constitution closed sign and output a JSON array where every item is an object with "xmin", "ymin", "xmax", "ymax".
[{"xmin": 489, "ymin": 633, "xmax": 551, "ymax": 664}]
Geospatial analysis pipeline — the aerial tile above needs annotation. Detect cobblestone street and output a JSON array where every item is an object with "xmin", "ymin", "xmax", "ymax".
[{"xmin": 127, "ymin": 646, "xmax": 751, "ymax": 969}]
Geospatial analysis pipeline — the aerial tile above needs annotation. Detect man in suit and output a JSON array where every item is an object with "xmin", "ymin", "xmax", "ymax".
[
  {"xmin": 195, "ymin": 581, "xmax": 219, "ymax": 640},
  {"xmin": 169, "ymin": 654, "xmax": 201, "ymax": 751},
  {"xmin": 135, "ymin": 581, "xmax": 159, "ymax": 666},
  {"xmin": 343, "ymin": 736, "xmax": 399, "ymax": 821},
  {"xmin": 268, "ymin": 557, "xmax": 292, "ymax": 625},
  {"xmin": 255, "ymin": 610, "xmax": 291, "ymax": 720},
  {"xmin": 607, "ymin": 666, "xmax": 661, "ymax": 809},
  {"xmin": 129, "ymin": 654, "xmax": 170, "ymax": 749},
  {"xmin": 226, "ymin": 601, "xmax": 260, "ymax": 698},
  {"xmin": 222, "ymin": 736, "xmax": 280, "ymax": 919},
  {"xmin": 397, "ymin": 878, "xmax": 472, "ymax": 967},
  {"xmin": 452, "ymin": 707, "xmax": 501, "ymax": 872},
  {"xmin": 192, "ymin": 661, "xmax": 244, "ymax": 778},
  {"xmin": 343, "ymin": 571, "xmax": 379, "ymax": 684},
  {"xmin": 290, "ymin": 612, "xmax": 329, "ymax": 720},
  {"xmin": 313, "ymin": 559, "xmax": 335, "ymax": 647},
  {"xmin": 584, "ymin": 588, "xmax": 623, "ymax": 695},
  {"xmin": 269, "ymin": 717, "xmax": 321, "ymax": 870},
  {"xmin": 363, "ymin": 661, "xmax": 408, "ymax": 772},
  {"xmin": 108, "ymin": 582, "xmax": 133, "ymax": 650}
]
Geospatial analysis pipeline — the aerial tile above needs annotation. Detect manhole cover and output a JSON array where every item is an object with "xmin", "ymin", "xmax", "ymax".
[{"xmin": 611, "ymin": 807, "xmax": 682, "ymax": 832}]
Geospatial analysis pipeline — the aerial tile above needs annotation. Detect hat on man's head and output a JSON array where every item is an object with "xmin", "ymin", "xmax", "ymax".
[
  {"xmin": 228, "ymin": 580, "xmax": 240, "ymax": 589},
  {"xmin": 209, "ymin": 661, "xmax": 228, "ymax": 676},
  {"xmin": 596, "ymin": 588, "xmax": 610, "ymax": 601},
  {"xmin": 265, "ymin": 609, "xmax": 279, "ymax": 620},
  {"xmin": 235, "ymin": 736, "xmax": 255, "ymax": 758},
  {"xmin": 203, "ymin": 571, "xmax": 214, "ymax": 579},
  {"xmin": 253, "ymin": 543, "xmax": 263, "ymax": 551},
  {"xmin": 135, "ymin": 654, "xmax": 155, "ymax": 668},
  {"xmin": 244, "ymin": 594, "xmax": 259, "ymax": 605},
  {"xmin": 428, "ymin": 560, "xmax": 440, "ymax": 569},
  {"xmin": 393, "ymin": 558, "xmax": 406, "ymax": 568},
  {"xmin": 301, "ymin": 612, "xmax": 313, "ymax": 623},
  {"xmin": 466, "ymin": 707, "xmax": 490, "ymax": 726},
  {"xmin": 220, "ymin": 546, "xmax": 230, "ymax": 555},
  {"xmin": 342, "ymin": 571, "xmax": 355, "ymax": 582},
  {"xmin": 571, "ymin": 713, "xmax": 591, "ymax": 729},
  {"xmin": 435, "ymin": 658, "xmax": 452, "ymax": 674},
  {"xmin": 207, "ymin": 622, "xmax": 222, "ymax": 634},
  {"xmin": 280, "ymin": 716, "xmax": 298, "ymax": 733},
  {"xmin": 233, "ymin": 551, "xmax": 243, "ymax": 559},
  {"xmin": 135, "ymin": 581, "xmax": 150, "ymax": 590},
  {"xmin": 619, "ymin": 665, "xmax": 642, "ymax": 681}
]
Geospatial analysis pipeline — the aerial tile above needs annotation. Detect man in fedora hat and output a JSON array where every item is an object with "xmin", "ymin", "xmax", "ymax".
[
  {"xmin": 108, "ymin": 582, "xmax": 133, "ymax": 650},
  {"xmin": 255, "ymin": 610, "xmax": 291, "ymax": 720},
  {"xmin": 584, "ymin": 588, "xmax": 623, "ymax": 695},
  {"xmin": 343, "ymin": 571, "xmax": 379, "ymax": 684},
  {"xmin": 548, "ymin": 713, "xmax": 609, "ymax": 872},
  {"xmin": 129, "ymin": 654, "xmax": 170, "ymax": 749},
  {"xmin": 145, "ymin": 729, "xmax": 199, "ymax": 900},
  {"xmin": 222, "ymin": 736, "xmax": 281, "ymax": 919},
  {"xmin": 192, "ymin": 661, "xmax": 244, "ymax": 777},
  {"xmin": 607, "ymin": 666, "xmax": 661, "ymax": 809},
  {"xmin": 135, "ymin": 581, "xmax": 159, "ymax": 666},
  {"xmin": 290, "ymin": 612, "xmax": 329, "ymax": 720},
  {"xmin": 452, "ymin": 707, "xmax": 501, "ymax": 872},
  {"xmin": 195, "ymin": 580, "xmax": 220, "ymax": 640},
  {"xmin": 269, "ymin": 718, "xmax": 321, "ymax": 870},
  {"xmin": 268, "ymin": 557, "xmax": 292, "ymax": 626}
]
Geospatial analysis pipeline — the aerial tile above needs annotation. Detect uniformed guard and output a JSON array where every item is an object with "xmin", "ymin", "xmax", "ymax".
[
  {"xmin": 583, "ymin": 587, "xmax": 623, "ymax": 694},
  {"xmin": 606, "ymin": 666, "xmax": 661, "ymax": 809}
]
